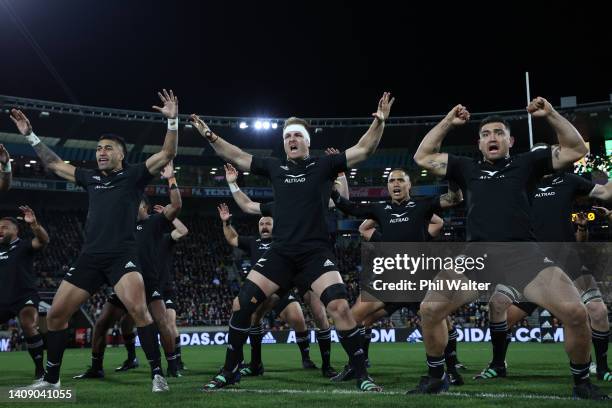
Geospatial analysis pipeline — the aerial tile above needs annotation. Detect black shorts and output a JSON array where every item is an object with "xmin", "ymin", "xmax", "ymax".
[
  {"xmin": 273, "ymin": 293, "xmax": 299, "ymax": 315},
  {"xmin": 163, "ymin": 287, "xmax": 177, "ymax": 311},
  {"xmin": 65, "ymin": 249, "xmax": 142, "ymax": 295},
  {"xmin": 464, "ymin": 242, "xmax": 558, "ymax": 294},
  {"xmin": 252, "ymin": 245, "xmax": 339, "ymax": 293},
  {"xmin": 513, "ymin": 301, "xmax": 538, "ymax": 315},
  {"xmin": 383, "ymin": 301, "xmax": 420, "ymax": 317},
  {"xmin": 0, "ymin": 292, "xmax": 40, "ymax": 324}
]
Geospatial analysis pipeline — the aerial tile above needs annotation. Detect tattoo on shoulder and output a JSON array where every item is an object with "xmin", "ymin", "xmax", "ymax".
[{"xmin": 427, "ymin": 160, "xmax": 447, "ymax": 169}]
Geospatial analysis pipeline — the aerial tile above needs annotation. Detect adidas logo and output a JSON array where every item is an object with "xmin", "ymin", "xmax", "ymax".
[
  {"xmin": 407, "ymin": 329, "xmax": 422, "ymax": 343},
  {"xmin": 384, "ymin": 205, "xmax": 392, "ymax": 210},
  {"xmin": 540, "ymin": 310, "xmax": 551, "ymax": 317},
  {"xmin": 543, "ymin": 257, "xmax": 553, "ymax": 263},
  {"xmin": 66, "ymin": 273, "xmax": 72, "ymax": 277},
  {"xmin": 262, "ymin": 332, "xmax": 277, "ymax": 344},
  {"xmin": 25, "ymin": 300, "xmax": 34, "ymax": 305},
  {"xmin": 125, "ymin": 261, "xmax": 136, "ymax": 269},
  {"xmin": 165, "ymin": 299, "xmax": 173, "ymax": 304},
  {"xmin": 323, "ymin": 259, "xmax": 335, "ymax": 267},
  {"xmin": 541, "ymin": 321, "xmax": 552, "ymax": 328},
  {"xmin": 152, "ymin": 291, "xmax": 161, "ymax": 297},
  {"xmin": 542, "ymin": 333, "xmax": 554, "ymax": 341},
  {"xmin": 69, "ymin": 267, "xmax": 75, "ymax": 271}
]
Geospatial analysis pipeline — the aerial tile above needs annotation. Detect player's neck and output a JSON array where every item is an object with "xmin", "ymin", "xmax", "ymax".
[
  {"xmin": 287, "ymin": 155, "xmax": 310, "ymax": 164},
  {"xmin": 483, "ymin": 154, "xmax": 510, "ymax": 165},
  {"xmin": 392, "ymin": 195, "xmax": 409, "ymax": 205},
  {"xmin": 101, "ymin": 165, "xmax": 123, "ymax": 176}
]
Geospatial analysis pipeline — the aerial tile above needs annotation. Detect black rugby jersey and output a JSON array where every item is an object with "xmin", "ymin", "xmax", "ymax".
[{"xmin": 75, "ymin": 163, "xmax": 154, "ymax": 253}]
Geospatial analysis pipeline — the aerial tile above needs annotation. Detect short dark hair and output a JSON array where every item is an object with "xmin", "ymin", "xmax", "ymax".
[
  {"xmin": 479, "ymin": 116, "xmax": 511, "ymax": 133},
  {"xmin": 0, "ymin": 217, "xmax": 19, "ymax": 230},
  {"xmin": 388, "ymin": 168, "xmax": 410, "ymax": 179},
  {"xmin": 98, "ymin": 134, "xmax": 127, "ymax": 157}
]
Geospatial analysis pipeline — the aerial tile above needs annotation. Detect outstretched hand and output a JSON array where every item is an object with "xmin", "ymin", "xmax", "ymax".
[
  {"xmin": 224, "ymin": 163, "xmax": 238, "ymax": 183},
  {"xmin": 217, "ymin": 203, "xmax": 231, "ymax": 221},
  {"xmin": 19, "ymin": 205, "xmax": 37, "ymax": 225},
  {"xmin": 9, "ymin": 109, "xmax": 33, "ymax": 135},
  {"xmin": 152, "ymin": 89, "xmax": 178, "ymax": 119},
  {"xmin": 372, "ymin": 92, "xmax": 395, "ymax": 122}
]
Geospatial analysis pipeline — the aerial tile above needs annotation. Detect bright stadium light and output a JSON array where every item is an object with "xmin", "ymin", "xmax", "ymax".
[
  {"xmin": 24, "ymin": 164, "xmax": 31, "ymax": 168},
  {"xmin": 239, "ymin": 121, "xmax": 248, "ymax": 129},
  {"xmin": 29, "ymin": 160, "xmax": 36, "ymax": 164},
  {"xmin": 243, "ymin": 172, "xmax": 250, "ymax": 175},
  {"xmin": 385, "ymin": 167, "xmax": 391, "ymax": 171},
  {"xmin": 271, "ymin": 122, "xmax": 278, "ymax": 129},
  {"xmin": 254, "ymin": 121, "xmax": 263, "ymax": 130},
  {"xmin": 262, "ymin": 121, "xmax": 270, "ymax": 129}
]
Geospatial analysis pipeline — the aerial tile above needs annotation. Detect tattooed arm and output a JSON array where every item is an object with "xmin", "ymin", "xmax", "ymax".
[
  {"xmin": 9, "ymin": 109, "xmax": 76, "ymax": 182},
  {"xmin": 439, "ymin": 180, "xmax": 463, "ymax": 208},
  {"xmin": 413, "ymin": 105, "xmax": 470, "ymax": 176},
  {"xmin": 526, "ymin": 97, "xmax": 588, "ymax": 170}
]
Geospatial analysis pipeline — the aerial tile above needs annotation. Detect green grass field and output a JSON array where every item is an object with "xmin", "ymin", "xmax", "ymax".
[{"xmin": 0, "ymin": 342, "xmax": 610, "ymax": 407}]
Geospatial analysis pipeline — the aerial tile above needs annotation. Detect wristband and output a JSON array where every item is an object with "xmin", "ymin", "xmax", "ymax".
[
  {"xmin": 25, "ymin": 132, "xmax": 41, "ymax": 146},
  {"xmin": 167, "ymin": 117, "xmax": 179, "ymax": 131},
  {"xmin": 1, "ymin": 161, "xmax": 11, "ymax": 173},
  {"xmin": 228, "ymin": 182, "xmax": 240, "ymax": 193},
  {"xmin": 337, "ymin": 172, "xmax": 346, "ymax": 178},
  {"xmin": 224, "ymin": 217, "xmax": 232, "ymax": 227}
]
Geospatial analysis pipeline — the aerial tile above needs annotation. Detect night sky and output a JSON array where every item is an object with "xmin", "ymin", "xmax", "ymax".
[{"xmin": 0, "ymin": 0, "xmax": 610, "ymax": 119}]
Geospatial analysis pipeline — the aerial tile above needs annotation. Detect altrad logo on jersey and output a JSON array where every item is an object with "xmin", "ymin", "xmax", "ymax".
[
  {"xmin": 284, "ymin": 174, "xmax": 306, "ymax": 184},
  {"xmin": 534, "ymin": 187, "xmax": 556, "ymax": 198}
]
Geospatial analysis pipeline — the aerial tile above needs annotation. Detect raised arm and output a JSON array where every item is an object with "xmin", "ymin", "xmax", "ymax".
[
  {"xmin": 191, "ymin": 115, "xmax": 252, "ymax": 172},
  {"xmin": 358, "ymin": 219, "xmax": 377, "ymax": 241},
  {"xmin": 588, "ymin": 181, "xmax": 612, "ymax": 202},
  {"xmin": 428, "ymin": 214, "xmax": 444, "ymax": 238},
  {"xmin": 0, "ymin": 144, "xmax": 12, "ymax": 191},
  {"xmin": 218, "ymin": 203, "xmax": 239, "ymax": 247},
  {"xmin": 153, "ymin": 205, "xmax": 189, "ymax": 240},
  {"xmin": 330, "ymin": 189, "xmax": 377, "ymax": 218},
  {"xmin": 439, "ymin": 180, "xmax": 463, "ymax": 209},
  {"xmin": 170, "ymin": 217, "xmax": 189, "ymax": 241},
  {"xmin": 158, "ymin": 161, "xmax": 182, "ymax": 221},
  {"xmin": 10, "ymin": 109, "xmax": 76, "ymax": 182},
  {"xmin": 325, "ymin": 148, "xmax": 350, "ymax": 208},
  {"xmin": 345, "ymin": 92, "xmax": 394, "ymax": 168},
  {"xmin": 225, "ymin": 163, "xmax": 262, "ymax": 214},
  {"xmin": 146, "ymin": 89, "xmax": 179, "ymax": 175},
  {"xmin": 413, "ymin": 105, "xmax": 470, "ymax": 177},
  {"xmin": 19, "ymin": 206, "xmax": 49, "ymax": 250},
  {"xmin": 527, "ymin": 97, "xmax": 588, "ymax": 170}
]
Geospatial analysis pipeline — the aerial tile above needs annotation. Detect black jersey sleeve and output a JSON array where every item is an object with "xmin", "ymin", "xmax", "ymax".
[
  {"xmin": 260, "ymin": 202, "xmax": 275, "ymax": 217},
  {"xmin": 330, "ymin": 190, "xmax": 377, "ymax": 218},
  {"xmin": 150, "ymin": 213, "xmax": 173, "ymax": 235},
  {"xmin": 444, "ymin": 154, "xmax": 472, "ymax": 190},
  {"xmin": 250, "ymin": 156, "xmax": 279, "ymax": 178},
  {"xmin": 566, "ymin": 173, "xmax": 596, "ymax": 197},
  {"xmin": 74, "ymin": 167, "xmax": 93, "ymax": 188},
  {"xmin": 525, "ymin": 146, "xmax": 554, "ymax": 179},
  {"xmin": 131, "ymin": 162, "xmax": 155, "ymax": 188},
  {"xmin": 237, "ymin": 236, "xmax": 253, "ymax": 254},
  {"xmin": 324, "ymin": 152, "xmax": 348, "ymax": 178}
]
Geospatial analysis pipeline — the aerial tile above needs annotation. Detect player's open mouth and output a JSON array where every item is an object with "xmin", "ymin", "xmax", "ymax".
[
  {"xmin": 289, "ymin": 146, "xmax": 298, "ymax": 152},
  {"xmin": 488, "ymin": 144, "xmax": 499, "ymax": 154},
  {"xmin": 261, "ymin": 229, "xmax": 270, "ymax": 234},
  {"xmin": 392, "ymin": 187, "xmax": 402, "ymax": 195},
  {"xmin": 98, "ymin": 157, "xmax": 109, "ymax": 164}
]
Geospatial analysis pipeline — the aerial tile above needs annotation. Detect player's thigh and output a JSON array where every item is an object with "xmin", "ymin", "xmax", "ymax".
[
  {"xmin": 48, "ymin": 280, "xmax": 91, "ymax": 322},
  {"xmin": 523, "ymin": 266, "xmax": 585, "ymax": 321}
]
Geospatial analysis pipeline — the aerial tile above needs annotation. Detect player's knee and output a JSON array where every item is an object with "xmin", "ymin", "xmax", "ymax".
[
  {"xmin": 419, "ymin": 302, "xmax": 446, "ymax": 324},
  {"xmin": 46, "ymin": 307, "xmax": 68, "ymax": 330},
  {"xmin": 320, "ymin": 283, "xmax": 347, "ymax": 308},
  {"xmin": 326, "ymin": 298, "xmax": 350, "ymax": 320},
  {"xmin": 586, "ymin": 301, "xmax": 609, "ymax": 327},
  {"xmin": 126, "ymin": 302, "xmax": 150, "ymax": 324},
  {"xmin": 230, "ymin": 280, "xmax": 267, "ymax": 329},
  {"xmin": 489, "ymin": 292, "xmax": 512, "ymax": 313},
  {"xmin": 560, "ymin": 303, "xmax": 588, "ymax": 327}
]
